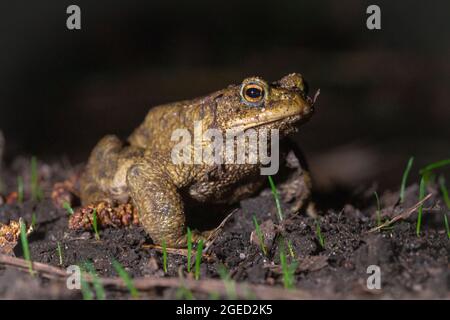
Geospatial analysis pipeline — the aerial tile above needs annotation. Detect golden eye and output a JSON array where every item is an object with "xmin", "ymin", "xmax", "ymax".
[{"xmin": 241, "ymin": 83, "xmax": 265, "ymax": 106}]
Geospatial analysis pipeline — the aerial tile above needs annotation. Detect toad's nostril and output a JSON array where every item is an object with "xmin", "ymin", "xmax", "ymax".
[
  {"xmin": 304, "ymin": 106, "xmax": 312, "ymax": 114},
  {"xmin": 278, "ymin": 73, "xmax": 306, "ymax": 93}
]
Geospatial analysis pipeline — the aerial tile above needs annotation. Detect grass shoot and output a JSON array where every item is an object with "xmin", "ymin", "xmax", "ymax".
[
  {"xmin": 31, "ymin": 212, "xmax": 37, "ymax": 229},
  {"xmin": 80, "ymin": 270, "xmax": 93, "ymax": 300},
  {"xmin": 19, "ymin": 219, "xmax": 34, "ymax": 276},
  {"xmin": 84, "ymin": 261, "xmax": 106, "ymax": 300},
  {"xmin": 438, "ymin": 176, "xmax": 450, "ymax": 209},
  {"xmin": 419, "ymin": 158, "xmax": 450, "ymax": 176},
  {"xmin": 268, "ymin": 176, "xmax": 283, "ymax": 222},
  {"xmin": 438, "ymin": 176, "xmax": 450, "ymax": 239},
  {"xmin": 162, "ymin": 239, "xmax": 168, "ymax": 273},
  {"xmin": 17, "ymin": 176, "xmax": 24, "ymax": 204},
  {"xmin": 444, "ymin": 213, "xmax": 450, "ymax": 240},
  {"xmin": 176, "ymin": 269, "xmax": 195, "ymax": 300},
  {"xmin": 400, "ymin": 156, "xmax": 414, "ymax": 204},
  {"xmin": 416, "ymin": 175, "xmax": 426, "ymax": 236},
  {"xmin": 374, "ymin": 191, "xmax": 382, "ymax": 227},
  {"xmin": 315, "ymin": 218, "xmax": 325, "ymax": 248},
  {"xmin": 279, "ymin": 243, "xmax": 298, "ymax": 289},
  {"xmin": 56, "ymin": 241, "xmax": 63, "ymax": 265},
  {"xmin": 287, "ymin": 239, "xmax": 295, "ymax": 258},
  {"xmin": 92, "ymin": 209, "xmax": 100, "ymax": 240},
  {"xmin": 63, "ymin": 201, "xmax": 74, "ymax": 215},
  {"xmin": 416, "ymin": 159, "xmax": 450, "ymax": 237},
  {"xmin": 78, "ymin": 265, "xmax": 95, "ymax": 301},
  {"xmin": 187, "ymin": 227, "xmax": 192, "ymax": 273},
  {"xmin": 217, "ymin": 264, "xmax": 237, "ymax": 299},
  {"xmin": 112, "ymin": 259, "xmax": 139, "ymax": 298},
  {"xmin": 209, "ymin": 292, "xmax": 221, "ymax": 300},
  {"xmin": 252, "ymin": 215, "xmax": 267, "ymax": 256},
  {"xmin": 175, "ymin": 285, "xmax": 195, "ymax": 300},
  {"xmin": 30, "ymin": 156, "xmax": 43, "ymax": 201},
  {"xmin": 194, "ymin": 239, "xmax": 203, "ymax": 280}
]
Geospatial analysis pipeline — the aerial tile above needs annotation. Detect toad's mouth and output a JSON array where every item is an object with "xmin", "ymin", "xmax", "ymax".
[
  {"xmin": 230, "ymin": 113, "xmax": 305, "ymax": 131},
  {"xmin": 228, "ymin": 89, "xmax": 319, "ymax": 131}
]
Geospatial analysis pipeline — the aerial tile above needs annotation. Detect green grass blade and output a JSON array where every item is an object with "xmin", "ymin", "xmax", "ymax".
[
  {"xmin": 279, "ymin": 243, "xmax": 297, "ymax": 289},
  {"xmin": 315, "ymin": 219, "xmax": 325, "ymax": 248},
  {"xmin": 19, "ymin": 219, "xmax": 34, "ymax": 276},
  {"xmin": 176, "ymin": 268, "xmax": 195, "ymax": 300},
  {"xmin": 92, "ymin": 209, "xmax": 100, "ymax": 240},
  {"xmin": 176, "ymin": 286, "xmax": 195, "ymax": 300},
  {"xmin": 268, "ymin": 176, "xmax": 283, "ymax": 222},
  {"xmin": 63, "ymin": 201, "xmax": 74, "ymax": 215},
  {"xmin": 56, "ymin": 241, "xmax": 63, "ymax": 265},
  {"xmin": 287, "ymin": 239, "xmax": 295, "ymax": 258},
  {"xmin": 31, "ymin": 212, "xmax": 37, "ymax": 229},
  {"xmin": 187, "ymin": 228, "xmax": 192, "ymax": 273},
  {"xmin": 17, "ymin": 176, "xmax": 24, "ymax": 204},
  {"xmin": 400, "ymin": 156, "xmax": 414, "ymax": 204},
  {"xmin": 217, "ymin": 264, "xmax": 237, "ymax": 299},
  {"xmin": 252, "ymin": 215, "xmax": 267, "ymax": 256},
  {"xmin": 419, "ymin": 159, "xmax": 450, "ymax": 175},
  {"xmin": 438, "ymin": 176, "xmax": 450, "ymax": 209},
  {"xmin": 30, "ymin": 156, "xmax": 43, "ymax": 201},
  {"xmin": 84, "ymin": 262, "xmax": 106, "ymax": 300},
  {"xmin": 194, "ymin": 239, "xmax": 203, "ymax": 280},
  {"xmin": 209, "ymin": 292, "xmax": 221, "ymax": 300},
  {"xmin": 444, "ymin": 213, "xmax": 450, "ymax": 239},
  {"xmin": 79, "ymin": 269, "xmax": 93, "ymax": 300},
  {"xmin": 279, "ymin": 245, "xmax": 289, "ymax": 288},
  {"xmin": 438, "ymin": 176, "xmax": 450, "ymax": 239},
  {"xmin": 112, "ymin": 259, "xmax": 139, "ymax": 298},
  {"xmin": 416, "ymin": 176, "xmax": 426, "ymax": 236},
  {"xmin": 162, "ymin": 239, "xmax": 168, "ymax": 273},
  {"xmin": 374, "ymin": 191, "xmax": 381, "ymax": 227}
]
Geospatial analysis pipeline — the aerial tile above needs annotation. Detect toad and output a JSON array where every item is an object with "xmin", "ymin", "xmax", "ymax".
[{"xmin": 79, "ymin": 73, "xmax": 316, "ymax": 247}]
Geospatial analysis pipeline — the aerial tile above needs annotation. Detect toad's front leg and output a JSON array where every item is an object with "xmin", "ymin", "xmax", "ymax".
[{"xmin": 126, "ymin": 159, "xmax": 208, "ymax": 248}]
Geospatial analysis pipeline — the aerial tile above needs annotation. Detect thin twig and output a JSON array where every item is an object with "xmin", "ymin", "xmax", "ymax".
[
  {"xmin": 141, "ymin": 244, "xmax": 215, "ymax": 262},
  {"xmin": 368, "ymin": 193, "xmax": 432, "ymax": 233},
  {"xmin": 0, "ymin": 253, "xmax": 319, "ymax": 299},
  {"xmin": 204, "ymin": 209, "xmax": 236, "ymax": 252},
  {"xmin": 141, "ymin": 209, "xmax": 236, "ymax": 261}
]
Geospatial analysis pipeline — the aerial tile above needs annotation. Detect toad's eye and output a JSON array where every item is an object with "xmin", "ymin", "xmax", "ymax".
[
  {"xmin": 245, "ymin": 86, "xmax": 262, "ymax": 99},
  {"xmin": 241, "ymin": 82, "xmax": 266, "ymax": 106}
]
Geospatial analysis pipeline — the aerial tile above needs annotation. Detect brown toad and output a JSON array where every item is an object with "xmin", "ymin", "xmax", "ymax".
[{"xmin": 79, "ymin": 73, "xmax": 315, "ymax": 247}]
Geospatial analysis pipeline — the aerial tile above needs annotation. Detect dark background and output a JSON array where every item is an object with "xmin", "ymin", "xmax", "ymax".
[{"xmin": 0, "ymin": 0, "xmax": 449, "ymax": 191}]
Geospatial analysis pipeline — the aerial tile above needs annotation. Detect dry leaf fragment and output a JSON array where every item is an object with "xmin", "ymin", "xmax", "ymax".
[
  {"xmin": 0, "ymin": 218, "xmax": 33, "ymax": 255},
  {"xmin": 68, "ymin": 201, "xmax": 139, "ymax": 230}
]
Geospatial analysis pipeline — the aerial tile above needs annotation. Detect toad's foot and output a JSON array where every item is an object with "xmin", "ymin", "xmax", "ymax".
[{"xmin": 276, "ymin": 149, "xmax": 316, "ymax": 215}]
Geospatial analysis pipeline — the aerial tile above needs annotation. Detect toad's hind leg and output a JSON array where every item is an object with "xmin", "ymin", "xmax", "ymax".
[
  {"xmin": 80, "ymin": 135, "xmax": 123, "ymax": 205},
  {"xmin": 126, "ymin": 159, "xmax": 209, "ymax": 247}
]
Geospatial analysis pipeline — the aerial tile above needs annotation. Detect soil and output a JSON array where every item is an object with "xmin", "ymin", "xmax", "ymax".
[{"xmin": 0, "ymin": 157, "xmax": 448, "ymax": 299}]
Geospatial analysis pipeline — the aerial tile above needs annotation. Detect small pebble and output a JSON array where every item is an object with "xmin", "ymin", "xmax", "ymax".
[
  {"xmin": 413, "ymin": 284, "xmax": 423, "ymax": 291},
  {"xmin": 80, "ymin": 232, "xmax": 91, "ymax": 240}
]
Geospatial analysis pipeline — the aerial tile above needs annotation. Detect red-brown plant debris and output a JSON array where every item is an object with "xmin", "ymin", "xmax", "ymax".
[
  {"xmin": 0, "ymin": 220, "xmax": 20, "ymax": 254},
  {"xmin": 51, "ymin": 174, "xmax": 79, "ymax": 208},
  {"xmin": 68, "ymin": 201, "xmax": 140, "ymax": 231}
]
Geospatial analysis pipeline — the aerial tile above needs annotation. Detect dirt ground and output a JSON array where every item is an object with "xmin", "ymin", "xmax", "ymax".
[{"xmin": 0, "ymin": 157, "xmax": 448, "ymax": 299}]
